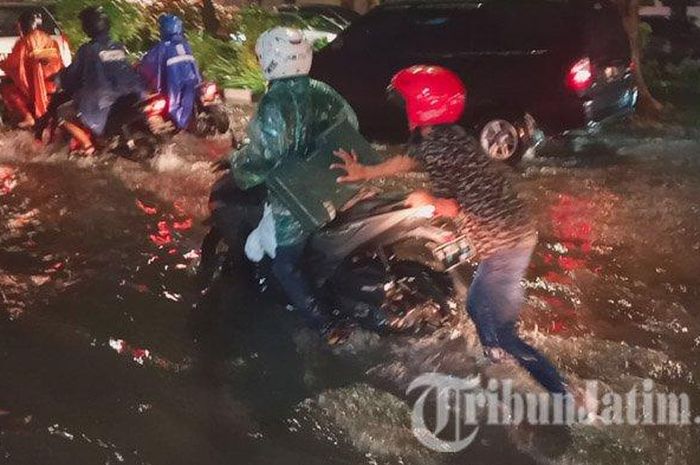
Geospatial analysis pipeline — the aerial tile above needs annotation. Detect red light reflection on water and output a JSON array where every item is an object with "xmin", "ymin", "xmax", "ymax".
[{"xmin": 531, "ymin": 194, "xmax": 601, "ymax": 333}]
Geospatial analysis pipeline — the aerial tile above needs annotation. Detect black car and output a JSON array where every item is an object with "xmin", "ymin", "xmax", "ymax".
[
  {"xmin": 278, "ymin": 4, "xmax": 361, "ymax": 27},
  {"xmin": 311, "ymin": 0, "xmax": 638, "ymax": 162}
]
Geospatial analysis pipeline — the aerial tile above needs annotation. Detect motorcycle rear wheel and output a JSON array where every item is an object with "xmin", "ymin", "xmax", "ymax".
[
  {"xmin": 193, "ymin": 105, "xmax": 229, "ymax": 137},
  {"xmin": 327, "ymin": 241, "xmax": 464, "ymax": 334},
  {"xmin": 119, "ymin": 131, "xmax": 159, "ymax": 161}
]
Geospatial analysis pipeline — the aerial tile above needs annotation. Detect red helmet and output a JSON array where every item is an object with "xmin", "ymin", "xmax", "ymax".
[{"xmin": 389, "ymin": 65, "xmax": 466, "ymax": 131}]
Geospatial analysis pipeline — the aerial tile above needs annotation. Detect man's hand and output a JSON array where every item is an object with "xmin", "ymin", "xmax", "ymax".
[
  {"xmin": 405, "ymin": 190, "xmax": 460, "ymax": 218},
  {"xmin": 211, "ymin": 158, "xmax": 231, "ymax": 173},
  {"xmin": 405, "ymin": 190, "xmax": 435, "ymax": 208},
  {"xmin": 434, "ymin": 198, "xmax": 460, "ymax": 218},
  {"xmin": 331, "ymin": 149, "xmax": 368, "ymax": 183}
]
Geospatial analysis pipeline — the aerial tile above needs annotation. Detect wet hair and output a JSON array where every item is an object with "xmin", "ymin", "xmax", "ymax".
[
  {"xmin": 18, "ymin": 10, "xmax": 42, "ymax": 36},
  {"xmin": 79, "ymin": 6, "xmax": 110, "ymax": 39}
]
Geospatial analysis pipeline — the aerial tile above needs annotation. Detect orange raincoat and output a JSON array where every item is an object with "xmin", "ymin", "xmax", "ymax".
[{"xmin": 1, "ymin": 29, "xmax": 63, "ymax": 119}]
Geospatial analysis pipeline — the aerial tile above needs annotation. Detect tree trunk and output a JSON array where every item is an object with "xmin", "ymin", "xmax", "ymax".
[
  {"xmin": 612, "ymin": 0, "xmax": 664, "ymax": 117},
  {"xmin": 202, "ymin": 0, "xmax": 221, "ymax": 37}
]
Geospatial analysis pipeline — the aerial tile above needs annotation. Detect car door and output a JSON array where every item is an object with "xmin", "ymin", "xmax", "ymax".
[
  {"xmin": 392, "ymin": 9, "xmax": 478, "ymax": 123},
  {"xmin": 311, "ymin": 10, "xmax": 409, "ymax": 139},
  {"xmin": 458, "ymin": 4, "xmax": 572, "ymax": 121}
]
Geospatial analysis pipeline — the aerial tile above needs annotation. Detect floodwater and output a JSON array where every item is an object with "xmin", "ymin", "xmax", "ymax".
[{"xmin": 1, "ymin": 126, "xmax": 699, "ymax": 465}]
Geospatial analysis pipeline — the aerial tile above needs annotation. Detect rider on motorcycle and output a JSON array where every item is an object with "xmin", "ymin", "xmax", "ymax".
[
  {"xmin": 139, "ymin": 14, "xmax": 202, "ymax": 131},
  {"xmin": 57, "ymin": 6, "xmax": 145, "ymax": 155},
  {"xmin": 0, "ymin": 10, "xmax": 63, "ymax": 128},
  {"xmin": 333, "ymin": 65, "xmax": 568, "ymax": 394},
  {"xmin": 216, "ymin": 27, "xmax": 358, "ymax": 336}
]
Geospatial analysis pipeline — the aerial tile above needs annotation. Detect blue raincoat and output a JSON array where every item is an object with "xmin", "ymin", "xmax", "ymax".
[
  {"xmin": 60, "ymin": 33, "xmax": 145, "ymax": 136},
  {"xmin": 139, "ymin": 33, "xmax": 201, "ymax": 130}
]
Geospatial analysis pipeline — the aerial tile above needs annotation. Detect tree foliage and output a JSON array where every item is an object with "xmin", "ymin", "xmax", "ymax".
[{"xmin": 54, "ymin": 0, "xmax": 274, "ymax": 92}]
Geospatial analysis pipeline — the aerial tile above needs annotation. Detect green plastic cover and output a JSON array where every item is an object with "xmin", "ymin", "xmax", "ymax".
[
  {"xmin": 228, "ymin": 76, "xmax": 359, "ymax": 246},
  {"xmin": 266, "ymin": 119, "xmax": 381, "ymax": 232}
]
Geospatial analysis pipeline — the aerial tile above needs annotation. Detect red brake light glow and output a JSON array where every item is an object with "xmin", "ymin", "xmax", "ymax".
[
  {"xmin": 146, "ymin": 97, "xmax": 167, "ymax": 116},
  {"xmin": 202, "ymin": 82, "xmax": 218, "ymax": 101},
  {"xmin": 567, "ymin": 57, "xmax": 594, "ymax": 93}
]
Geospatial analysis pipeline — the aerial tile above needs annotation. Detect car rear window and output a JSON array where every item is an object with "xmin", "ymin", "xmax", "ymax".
[
  {"xmin": 333, "ymin": 11, "xmax": 408, "ymax": 53},
  {"xmin": 0, "ymin": 6, "xmax": 60, "ymax": 36},
  {"xmin": 469, "ymin": 4, "xmax": 579, "ymax": 53},
  {"xmin": 374, "ymin": 2, "xmax": 580, "ymax": 54}
]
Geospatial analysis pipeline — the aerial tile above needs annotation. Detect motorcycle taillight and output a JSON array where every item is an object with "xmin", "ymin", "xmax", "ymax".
[
  {"xmin": 201, "ymin": 82, "xmax": 218, "ymax": 102},
  {"xmin": 145, "ymin": 97, "xmax": 167, "ymax": 116}
]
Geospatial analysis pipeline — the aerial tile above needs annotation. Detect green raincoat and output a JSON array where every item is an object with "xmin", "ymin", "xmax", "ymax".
[{"xmin": 229, "ymin": 76, "xmax": 358, "ymax": 247}]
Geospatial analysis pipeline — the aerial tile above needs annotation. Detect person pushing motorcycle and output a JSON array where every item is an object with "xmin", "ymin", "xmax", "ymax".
[{"xmin": 333, "ymin": 65, "xmax": 568, "ymax": 394}]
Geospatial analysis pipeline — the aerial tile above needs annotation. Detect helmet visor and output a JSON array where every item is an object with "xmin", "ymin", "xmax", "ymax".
[{"xmin": 386, "ymin": 86, "xmax": 405, "ymax": 110}]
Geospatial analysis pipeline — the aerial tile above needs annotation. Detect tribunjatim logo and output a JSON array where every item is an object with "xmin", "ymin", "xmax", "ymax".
[{"xmin": 407, "ymin": 373, "xmax": 695, "ymax": 453}]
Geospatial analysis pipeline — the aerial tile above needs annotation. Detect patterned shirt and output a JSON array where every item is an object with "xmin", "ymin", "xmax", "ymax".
[{"xmin": 407, "ymin": 125, "xmax": 535, "ymax": 258}]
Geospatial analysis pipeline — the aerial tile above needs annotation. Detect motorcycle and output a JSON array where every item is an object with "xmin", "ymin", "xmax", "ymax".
[
  {"xmin": 147, "ymin": 81, "xmax": 229, "ymax": 138},
  {"xmin": 35, "ymin": 90, "xmax": 164, "ymax": 161},
  {"xmin": 100, "ymin": 92, "xmax": 164, "ymax": 161},
  {"xmin": 199, "ymin": 183, "xmax": 474, "ymax": 334}
]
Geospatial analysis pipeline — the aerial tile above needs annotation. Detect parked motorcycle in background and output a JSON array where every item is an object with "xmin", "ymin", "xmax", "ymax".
[
  {"xmin": 193, "ymin": 81, "xmax": 230, "ymax": 137},
  {"xmin": 34, "ymin": 89, "xmax": 164, "ymax": 161},
  {"xmin": 89, "ymin": 92, "xmax": 163, "ymax": 161}
]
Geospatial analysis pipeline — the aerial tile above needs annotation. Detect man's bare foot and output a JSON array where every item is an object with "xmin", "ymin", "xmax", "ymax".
[
  {"xmin": 485, "ymin": 346, "xmax": 509, "ymax": 363},
  {"xmin": 71, "ymin": 145, "xmax": 96, "ymax": 157},
  {"xmin": 570, "ymin": 384, "xmax": 603, "ymax": 425},
  {"xmin": 324, "ymin": 323, "xmax": 354, "ymax": 346},
  {"xmin": 18, "ymin": 115, "xmax": 35, "ymax": 129}
]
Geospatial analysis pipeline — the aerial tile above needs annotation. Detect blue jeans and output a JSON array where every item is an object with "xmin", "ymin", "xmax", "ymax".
[
  {"xmin": 467, "ymin": 241, "xmax": 567, "ymax": 394},
  {"xmin": 272, "ymin": 243, "xmax": 330, "ymax": 332}
]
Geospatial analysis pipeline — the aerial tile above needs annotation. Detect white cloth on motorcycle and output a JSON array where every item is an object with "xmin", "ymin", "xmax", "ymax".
[{"xmin": 245, "ymin": 203, "xmax": 277, "ymax": 262}]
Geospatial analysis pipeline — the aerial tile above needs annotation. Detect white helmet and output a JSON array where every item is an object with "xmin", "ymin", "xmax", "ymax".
[{"xmin": 255, "ymin": 27, "xmax": 312, "ymax": 81}]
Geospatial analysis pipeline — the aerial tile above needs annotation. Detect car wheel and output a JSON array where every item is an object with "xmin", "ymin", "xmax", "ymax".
[{"xmin": 478, "ymin": 118, "xmax": 525, "ymax": 164}]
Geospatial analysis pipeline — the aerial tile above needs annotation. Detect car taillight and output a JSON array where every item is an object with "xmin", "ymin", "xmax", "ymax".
[
  {"xmin": 145, "ymin": 96, "xmax": 167, "ymax": 116},
  {"xmin": 201, "ymin": 82, "xmax": 218, "ymax": 102},
  {"xmin": 566, "ymin": 57, "xmax": 594, "ymax": 93}
]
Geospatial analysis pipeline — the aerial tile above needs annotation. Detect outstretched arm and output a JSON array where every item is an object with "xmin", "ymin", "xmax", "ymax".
[{"xmin": 331, "ymin": 149, "xmax": 419, "ymax": 183}]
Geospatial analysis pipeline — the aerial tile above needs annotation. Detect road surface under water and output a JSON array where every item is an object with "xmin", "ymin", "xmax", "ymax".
[{"xmin": 1, "ymin": 129, "xmax": 699, "ymax": 465}]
